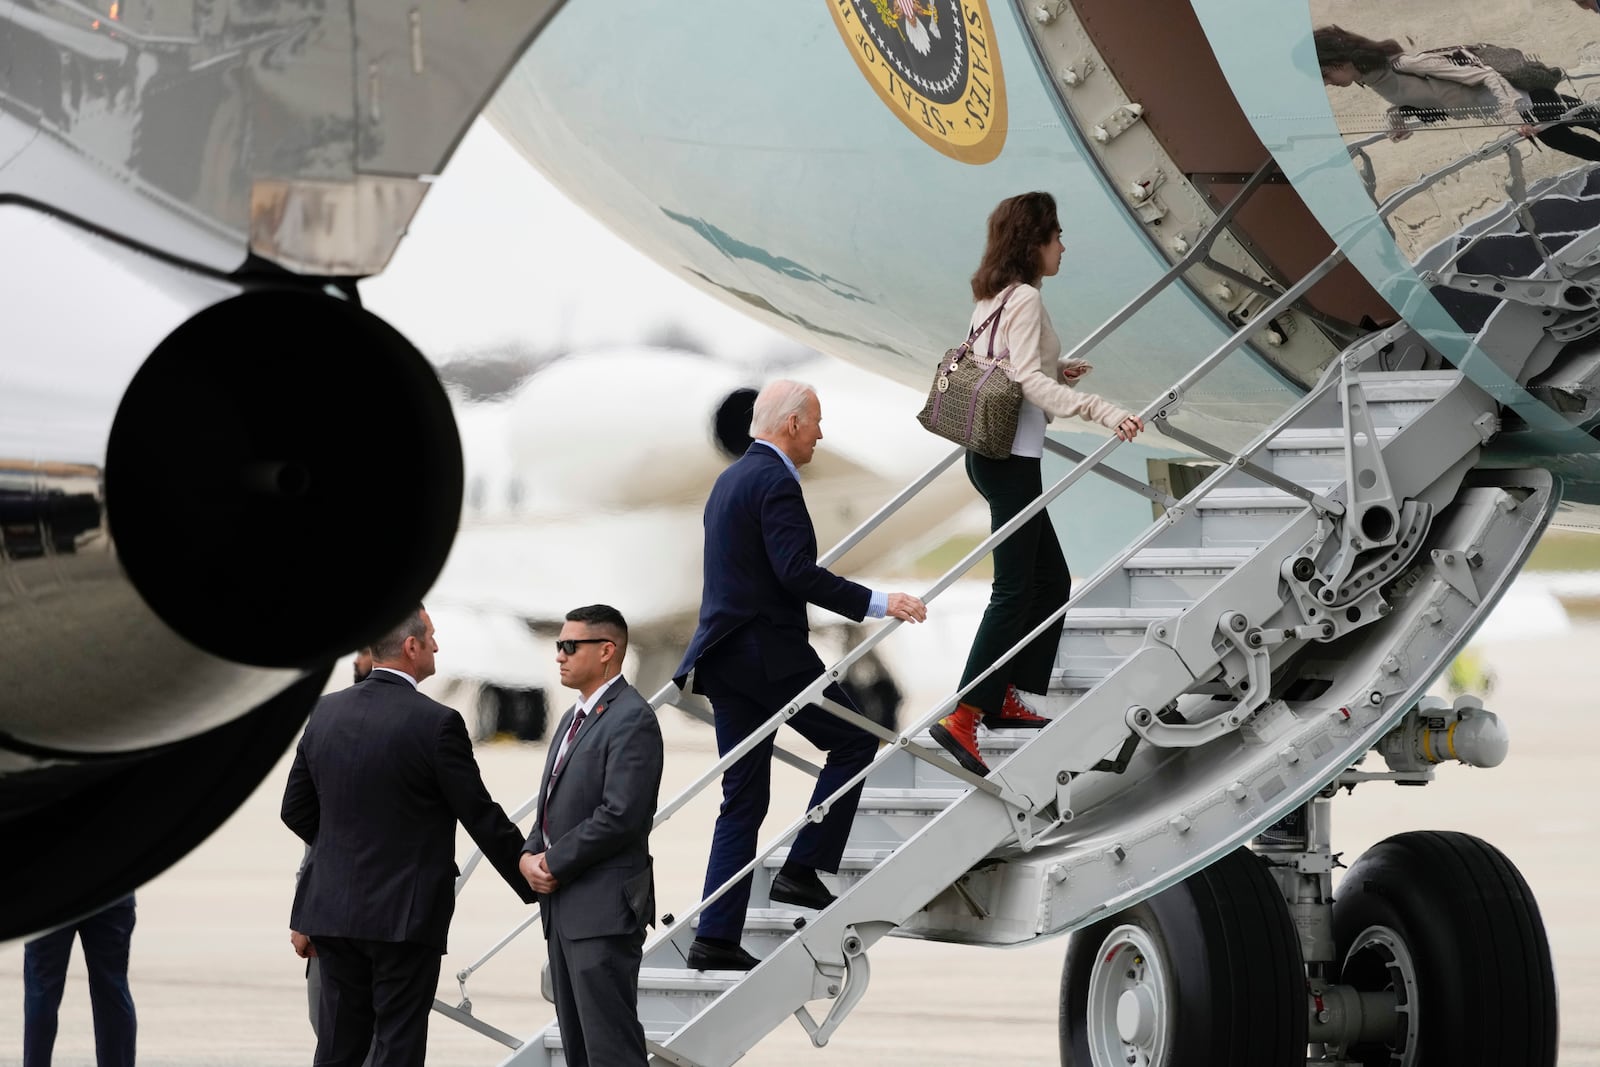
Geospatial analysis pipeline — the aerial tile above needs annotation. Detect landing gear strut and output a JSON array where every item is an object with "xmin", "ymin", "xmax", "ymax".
[{"xmin": 1058, "ymin": 796, "xmax": 1556, "ymax": 1066}]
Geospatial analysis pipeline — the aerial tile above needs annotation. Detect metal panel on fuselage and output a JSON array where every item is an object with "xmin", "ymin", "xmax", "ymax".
[{"xmin": 486, "ymin": 0, "xmax": 1302, "ymax": 452}]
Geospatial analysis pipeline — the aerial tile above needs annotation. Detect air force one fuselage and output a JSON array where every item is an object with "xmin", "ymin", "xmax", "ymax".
[{"xmin": 0, "ymin": 0, "xmax": 1591, "ymax": 1059}]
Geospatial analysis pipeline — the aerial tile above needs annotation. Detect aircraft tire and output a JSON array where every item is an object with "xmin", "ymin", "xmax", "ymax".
[
  {"xmin": 1059, "ymin": 847, "xmax": 1305, "ymax": 1067},
  {"xmin": 1332, "ymin": 831, "xmax": 1557, "ymax": 1067}
]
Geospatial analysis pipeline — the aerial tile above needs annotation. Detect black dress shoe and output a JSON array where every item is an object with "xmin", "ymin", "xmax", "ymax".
[
  {"xmin": 686, "ymin": 937, "xmax": 759, "ymax": 971},
  {"xmin": 769, "ymin": 867, "xmax": 836, "ymax": 910}
]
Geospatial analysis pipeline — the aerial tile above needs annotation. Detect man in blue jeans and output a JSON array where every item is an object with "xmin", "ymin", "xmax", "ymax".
[{"xmin": 23, "ymin": 894, "xmax": 137, "ymax": 1067}]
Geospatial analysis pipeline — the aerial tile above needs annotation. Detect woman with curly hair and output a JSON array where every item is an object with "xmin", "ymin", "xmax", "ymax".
[{"xmin": 930, "ymin": 192, "xmax": 1144, "ymax": 777}]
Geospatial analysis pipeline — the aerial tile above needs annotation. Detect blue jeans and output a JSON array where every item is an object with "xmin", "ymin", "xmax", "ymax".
[{"xmin": 23, "ymin": 895, "xmax": 137, "ymax": 1067}]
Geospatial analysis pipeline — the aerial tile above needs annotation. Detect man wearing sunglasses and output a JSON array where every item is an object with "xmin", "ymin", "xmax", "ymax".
[
  {"xmin": 522, "ymin": 604, "xmax": 664, "ymax": 1067},
  {"xmin": 674, "ymin": 379, "xmax": 928, "ymax": 972}
]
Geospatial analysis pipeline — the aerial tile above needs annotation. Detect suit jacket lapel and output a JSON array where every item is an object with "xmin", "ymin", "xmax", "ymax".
[
  {"xmin": 545, "ymin": 677, "xmax": 625, "ymax": 804},
  {"xmin": 537, "ymin": 705, "xmax": 577, "ymax": 822}
]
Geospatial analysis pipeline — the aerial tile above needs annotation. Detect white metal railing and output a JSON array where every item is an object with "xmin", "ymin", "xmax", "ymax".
[{"xmin": 434, "ymin": 224, "xmax": 1362, "ymax": 1049}]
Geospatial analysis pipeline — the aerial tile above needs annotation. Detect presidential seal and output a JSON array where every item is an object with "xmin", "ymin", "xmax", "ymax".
[{"xmin": 827, "ymin": 0, "xmax": 1007, "ymax": 165}]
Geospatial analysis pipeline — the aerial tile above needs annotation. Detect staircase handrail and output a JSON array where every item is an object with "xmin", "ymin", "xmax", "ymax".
[{"xmin": 438, "ymin": 242, "xmax": 1353, "ymax": 1032}]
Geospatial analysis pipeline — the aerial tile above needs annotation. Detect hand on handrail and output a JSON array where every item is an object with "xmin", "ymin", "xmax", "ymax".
[
  {"xmin": 1114, "ymin": 415, "xmax": 1145, "ymax": 442},
  {"xmin": 885, "ymin": 592, "xmax": 927, "ymax": 623}
]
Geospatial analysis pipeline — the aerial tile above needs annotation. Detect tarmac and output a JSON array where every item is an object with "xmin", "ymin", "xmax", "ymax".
[{"xmin": 3, "ymin": 619, "xmax": 1598, "ymax": 1066}]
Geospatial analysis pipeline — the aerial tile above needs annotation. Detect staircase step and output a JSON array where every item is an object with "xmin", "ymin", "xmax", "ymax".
[
  {"xmin": 847, "ymin": 786, "xmax": 964, "ymax": 848},
  {"xmin": 910, "ymin": 728, "xmax": 1033, "ymax": 757},
  {"xmin": 1346, "ymin": 371, "xmax": 1460, "ymax": 404},
  {"xmin": 1191, "ymin": 488, "xmax": 1308, "ymax": 511},
  {"xmin": 638, "ymin": 967, "xmax": 745, "ymax": 993},
  {"xmin": 902, "ymin": 728, "xmax": 1037, "ymax": 788},
  {"xmin": 761, "ymin": 847, "xmax": 895, "ymax": 896},
  {"xmin": 689, "ymin": 907, "xmax": 812, "ymax": 956},
  {"xmin": 765, "ymin": 847, "xmax": 894, "ymax": 871},
  {"xmin": 1191, "ymin": 489, "xmax": 1308, "ymax": 547},
  {"xmin": 1057, "ymin": 610, "xmax": 1167, "ymax": 677},
  {"xmin": 1266, "ymin": 426, "xmax": 1398, "ymax": 451},
  {"xmin": 1059, "ymin": 607, "xmax": 1173, "ymax": 629},
  {"xmin": 1124, "ymin": 547, "xmax": 1252, "ymax": 606},
  {"xmin": 544, "ymin": 1028, "xmax": 676, "ymax": 1052},
  {"xmin": 1265, "ymin": 426, "xmax": 1397, "ymax": 483},
  {"xmin": 857, "ymin": 786, "xmax": 965, "ymax": 814}
]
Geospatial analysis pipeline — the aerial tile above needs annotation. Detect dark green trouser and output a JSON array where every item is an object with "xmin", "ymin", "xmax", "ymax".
[{"xmin": 958, "ymin": 451, "xmax": 1072, "ymax": 716}]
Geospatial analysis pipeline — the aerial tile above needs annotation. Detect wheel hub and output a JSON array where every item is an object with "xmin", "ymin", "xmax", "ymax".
[
  {"xmin": 1340, "ymin": 924, "xmax": 1420, "ymax": 1065},
  {"xmin": 1116, "ymin": 987, "xmax": 1157, "ymax": 1045},
  {"xmin": 1086, "ymin": 924, "xmax": 1171, "ymax": 1067}
]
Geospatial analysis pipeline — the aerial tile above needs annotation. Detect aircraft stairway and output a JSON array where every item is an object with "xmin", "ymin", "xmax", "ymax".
[
  {"xmin": 485, "ymin": 319, "xmax": 1555, "ymax": 1065},
  {"xmin": 443, "ymin": 154, "xmax": 1588, "ymax": 1065}
]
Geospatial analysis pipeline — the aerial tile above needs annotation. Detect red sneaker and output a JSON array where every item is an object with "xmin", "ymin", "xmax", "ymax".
[
  {"xmin": 989, "ymin": 685, "xmax": 1051, "ymax": 729},
  {"xmin": 930, "ymin": 704, "xmax": 990, "ymax": 776}
]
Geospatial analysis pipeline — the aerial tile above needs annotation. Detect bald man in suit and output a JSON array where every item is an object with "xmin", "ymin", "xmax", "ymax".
[{"xmin": 282, "ymin": 608, "xmax": 534, "ymax": 1067}]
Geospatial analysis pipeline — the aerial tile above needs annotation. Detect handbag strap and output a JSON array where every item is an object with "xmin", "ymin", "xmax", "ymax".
[{"xmin": 966, "ymin": 284, "xmax": 1019, "ymax": 361}]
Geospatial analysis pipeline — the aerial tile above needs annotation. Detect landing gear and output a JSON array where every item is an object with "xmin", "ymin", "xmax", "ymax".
[
  {"xmin": 1058, "ymin": 802, "xmax": 1556, "ymax": 1067},
  {"xmin": 1332, "ymin": 831, "xmax": 1557, "ymax": 1067},
  {"xmin": 1059, "ymin": 847, "xmax": 1307, "ymax": 1066}
]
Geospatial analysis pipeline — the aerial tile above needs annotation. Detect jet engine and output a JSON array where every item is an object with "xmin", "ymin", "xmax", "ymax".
[{"xmin": 0, "ymin": 212, "xmax": 462, "ymax": 940}]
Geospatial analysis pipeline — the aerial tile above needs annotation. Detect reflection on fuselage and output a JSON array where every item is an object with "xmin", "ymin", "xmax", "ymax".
[
  {"xmin": 0, "ymin": 460, "xmax": 105, "ymax": 561},
  {"xmin": 1310, "ymin": 0, "xmax": 1600, "ymax": 435},
  {"xmin": 1312, "ymin": 0, "xmax": 1600, "ymax": 262}
]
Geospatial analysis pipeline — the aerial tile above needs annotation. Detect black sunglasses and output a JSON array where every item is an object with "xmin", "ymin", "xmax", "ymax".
[{"xmin": 555, "ymin": 638, "xmax": 613, "ymax": 655}]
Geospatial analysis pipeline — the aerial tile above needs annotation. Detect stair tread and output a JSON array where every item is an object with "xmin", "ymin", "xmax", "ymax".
[
  {"xmin": 1267, "ymin": 426, "xmax": 1398, "ymax": 450},
  {"xmin": 1192, "ymin": 488, "xmax": 1310, "ymax": 511},
  {"xmin": 911, "ymin": 729, "xmax": 1033, "ymax": 754},
  {"xmin": 764, "ymin": 847, "xmax": 894, "ymax": 869},
  {"xmin": 1346, "ymin": 372, "xmax": 1460, "ymax": 403},
  {"xmin": 1060, "ymin": 607, "xmax": 1173, "ymax": 625},
  {"xmin": 1125, "ymin": 547, "xmax": 1254, "ymax": 570},
  {"xmin": 691, "ymin": 907, "xmax": 810, "ymax": 932},
  {"xmin": 858, "ymin": 786, "xmax": 965, "ymax": 809},
  {"xmin": 637, "ymin": 968, "xmax": 746, "ymax": 991},
  {"xmin": 545, "ymin": 1027, "xmax": 676, "ymax": 1050}
]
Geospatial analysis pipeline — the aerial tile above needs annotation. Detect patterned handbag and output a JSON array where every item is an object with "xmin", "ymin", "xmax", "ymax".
[{"xmin": 916, "ymin": 285, "xmax": 1021, "ymax": 460}]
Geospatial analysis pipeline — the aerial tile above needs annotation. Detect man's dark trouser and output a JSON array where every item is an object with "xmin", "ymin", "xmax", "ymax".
[
  {"xmin": 547, "ymin": 924, "xmax": 648, "ymax": 1066},
  {"xmin": 959, "ymin": 452, "xmax": 1073, "ymax": 715},
  {"xmin": 313, "ymin": 936, "xmax": 440, "ymax": 1067},
  {"xmin": 308, "ymin": 955, "xmax": 375, "ymax": 1067},
  {"xmin": 23, "ymin": 894, "xmax": 137, "ymax": 1067},
  {"xmin": 696, "ymin": 655, "xmax": 876, "ymax": 945}
]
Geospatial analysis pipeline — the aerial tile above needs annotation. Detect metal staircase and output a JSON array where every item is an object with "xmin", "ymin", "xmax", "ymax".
[
  {"xmin": 438, "ymin": 153, "xmax": 1585, "ymax": 1066},
  {"xmin": 481, "ymin": 339, "xmax": 1552, "ymax": 1067},
  {"xmin": 485, "ymin": 340, "xmax": 1556, "ymax": 1065}
]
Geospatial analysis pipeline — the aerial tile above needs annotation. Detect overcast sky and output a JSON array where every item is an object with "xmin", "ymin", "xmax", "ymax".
[{"xmin": 359, "ymin": 120, "xmax": 784, "ymax": 364}]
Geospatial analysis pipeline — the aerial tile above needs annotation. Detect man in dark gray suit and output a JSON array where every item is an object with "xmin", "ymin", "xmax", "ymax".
[
  {"xmin": 282, "ymin": 607, "xmax": 535, "ymax": 1067},
  {"xmin": 522, "ymin": 604, "xmax": 664, "ymax": 1067}
]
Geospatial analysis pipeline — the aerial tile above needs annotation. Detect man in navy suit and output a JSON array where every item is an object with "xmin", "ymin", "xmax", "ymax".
[
  {"xmin": 674, "ymin": 380, "xmax": 926, "ymax": 971},
  {"xmin": 282, "ymin": 607, "xmax": 535, "ymax": 1066}
]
